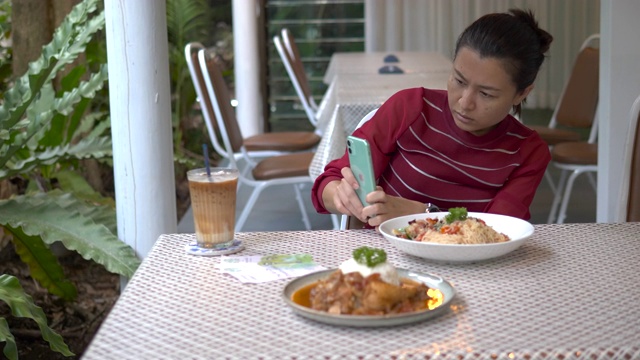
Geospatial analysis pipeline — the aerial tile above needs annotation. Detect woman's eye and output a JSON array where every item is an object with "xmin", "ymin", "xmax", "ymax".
[{"xmin": 480, "ymin": 91, "xmax": 494, "ymax": 98}]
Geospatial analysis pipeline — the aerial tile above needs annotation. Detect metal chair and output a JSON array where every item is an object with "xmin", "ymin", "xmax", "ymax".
[
  {"xmin": 619, "ymin": 94, "xmax": 640, "ymax": 222},
  {"xmin": 536, "ymin": 34, "xmax": 600, "ymax": 224},
  {"xmin": 197, "ymin": 47, "xmax": 314, "ymax": 231},
  {"xmin": 185, "ymin": 42, "xmax": 320, "ymax": 170},
  {"xmin": 528, "ymin": 34, "xmax": 600, "ymax": 198},
  {"xmin": 274, "ymin": 29, "xmax": 322, "ymax": 129}
]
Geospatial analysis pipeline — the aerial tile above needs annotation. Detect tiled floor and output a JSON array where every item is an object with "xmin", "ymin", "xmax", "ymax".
[{"xmin": 178, "ymin": 109, "xmax": 597, "ymax": 233}]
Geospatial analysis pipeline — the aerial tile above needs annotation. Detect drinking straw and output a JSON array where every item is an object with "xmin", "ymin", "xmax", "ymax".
[{"xmin": 202, "ymin": 143, "xmax": 211, "ymax": 177}]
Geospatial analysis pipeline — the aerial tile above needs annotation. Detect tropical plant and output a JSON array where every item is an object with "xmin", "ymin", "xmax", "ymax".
[
  {"xmin": 0, "ymin": 0, "xmax": 140, "ymax": 358},
  {"xmin": 0, "ymin": 0, "xmax": 11, "ymax": 99},
  {"xmin": 166, "ymin": 0, "xmax": 215, "ymax": 163}
]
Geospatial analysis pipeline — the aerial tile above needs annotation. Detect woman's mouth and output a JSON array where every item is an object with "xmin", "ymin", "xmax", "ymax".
[{"xmin": 453, "ymin": 111, "xmax": 473, "ymax": 125}]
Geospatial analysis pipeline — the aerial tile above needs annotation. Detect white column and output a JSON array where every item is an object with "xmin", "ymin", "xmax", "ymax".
[
  {"xmin": 365, "ymin": 0, "xmax": 384, "ymax": 52},
  {"xmin": 232, "ymin": 0, "xmax": 262, "ymax": 136},
  {"xmin": 104, "ymin": 1, "xmax": 177, "ymax": 260},
  {"xmin": 598, "ymin": 0, "xmax": 640, "ymax": 222}
]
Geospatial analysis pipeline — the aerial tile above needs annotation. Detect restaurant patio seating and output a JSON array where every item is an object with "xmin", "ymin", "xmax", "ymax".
[
  {"xmin": 547, "ymin": 128, "xmax": 598, "ymax": 224},
  {"xmin": 185, "ymin": 42, "xmax": 320, "ymax": 173},
  {"xmin": 620, "ymin": 93, "xmax": 640, "ymax": 222},
  {"xmin": 274, "ymin": 29, "xmax": 323, "ymax": 129},
  {"xmin": 528, "ymin": 34, "xmax": 600, "ymax": 198},
  {"xmin": 546, "ymin": 99, "xmax": 600, "ymax": 224},
  {"xmin": 197, "ymin": 47, "xmax": 315, "ymax": 231}
]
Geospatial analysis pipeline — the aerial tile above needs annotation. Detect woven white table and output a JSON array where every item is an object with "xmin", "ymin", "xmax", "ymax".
[
  {"xmin": 310, "ymin": 72, "xmax": 450, "ymax": 180},
  {"xmin": 323, "ymin": 51, "xmax": 453, "ymax": 84},
  {"xmin": 82, "ymin": 223, "xmax": 640, "ymax": 360}
]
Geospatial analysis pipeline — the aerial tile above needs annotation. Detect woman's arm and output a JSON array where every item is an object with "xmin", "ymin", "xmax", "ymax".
[
  {"xmin": 484, "ymin": 134, "xmax": 551, "ymax": 220},
  {"xmin": 311, "ymin": 88, "xmax": 430, "ymax": 220}
]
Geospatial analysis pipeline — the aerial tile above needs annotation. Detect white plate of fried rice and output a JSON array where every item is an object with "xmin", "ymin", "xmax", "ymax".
[{"xmin": 379, "ymin": 212, "xmax": 534, "ymax": 263}]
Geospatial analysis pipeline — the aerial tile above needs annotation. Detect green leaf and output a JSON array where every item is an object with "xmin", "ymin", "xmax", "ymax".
[
  {"xmin": 53, "ymin": 64, "xmax": 108, "ymax": 117},
  {"xmin": 59, "ymin": 64, "xmax": 87, "ymax": 93},
  {"xmin": 73, "ymin": 112, "xmax": 110, "ymax": 141},
  {"xmin": 0, "ymin": 135, "xmax": 112, "ymax": 180},
  {"xmin": 38, "ymin": 112, "xmax": 66, "ymax": 147},
  {"xmin": 6, "ymin": 226, "xmax": 78, "ymax": 301},
  {"xmin": 0, "ymin": 274, "xmax": 74, "ymax": 357},
  {"xmin": 0, "ymin": 0, "xmax": 105, "ymax": 169},
  {"xmin": 167, "ymin": 0, "xmax": 213, "ymax": 46},
  {"xmin": 0, "ymin": 192, "xmax": 140, "ymax": 278},
  {"xmin": 55, "ymin": 169, "xmax": 116, "ymax": 211},
  {"xmin": 65, "ymin": 96, "xmax": 91, "ymax": 143},
  {"xmin": 0, "ymin": 317, "xmax": 18, "ymax": 360},
  {"xmin": 0, "ymin": 1, "xmax": 90, "ymax": 127},
  {"xmin": 444, "ymin": 207, "xmax": 468, "ymax": 224},
  {"xmin": 352, "ymin": 246, "xmax": 387, "ymax": 268}
]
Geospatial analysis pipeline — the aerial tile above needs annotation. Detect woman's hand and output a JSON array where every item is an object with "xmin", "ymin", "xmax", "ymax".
[
  {"xmin": 362, "ymin": 186, "xmax": 426, "ymax": 227},
  {"xmin": 322, "ymin": 167, "xmax": 369, "ymax": 221},
  {"xmin": 335, "ymin": 167, "xmax": 370, "ymax": 221}
]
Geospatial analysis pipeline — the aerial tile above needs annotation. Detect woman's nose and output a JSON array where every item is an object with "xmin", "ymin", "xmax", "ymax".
[{"xmin": 459, "ymin": 90, "xmax": 475, "ymax": 110}]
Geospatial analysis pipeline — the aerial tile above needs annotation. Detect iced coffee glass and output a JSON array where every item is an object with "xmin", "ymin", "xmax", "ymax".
[{"xmin": 187, "ymin": 167, "xmax": 239, "ymax": 249}]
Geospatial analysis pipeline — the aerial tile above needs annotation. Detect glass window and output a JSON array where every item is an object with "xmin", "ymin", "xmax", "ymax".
[{"xmin": 265, "ymin": 0, "xmax": 364, "ymax": 131}]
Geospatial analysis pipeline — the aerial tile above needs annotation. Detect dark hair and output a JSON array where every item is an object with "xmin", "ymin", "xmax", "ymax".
[{"xmin": 454, "ymin": 9, "xmax": 553, "ymax": 116}]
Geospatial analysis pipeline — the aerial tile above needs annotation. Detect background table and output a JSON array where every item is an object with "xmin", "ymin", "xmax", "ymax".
[
  {"xmin": 323, "ymin": 51, "xmax": 453, "ymax": 84},
  {"xmin": 83, "ymin": 223, "xmax": 640, "ymax": 359},
  {"xmin": 310, "ymin": 72, "xmax": 450, "ymax": 180}
]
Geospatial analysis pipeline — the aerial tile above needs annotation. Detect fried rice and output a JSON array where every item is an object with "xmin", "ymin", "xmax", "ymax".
[{"xmin": 394, "ymin": 216, "xmax": 509, "ymax": 245}]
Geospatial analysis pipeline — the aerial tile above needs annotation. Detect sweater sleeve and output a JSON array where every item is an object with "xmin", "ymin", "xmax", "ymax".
[
  {"xmin": 483, "ymin": 131, "xmax": 551, "ymax": 220},
  {"xmin": 310, "ymin": 88, "xmax": 427, "ymax": 213}
]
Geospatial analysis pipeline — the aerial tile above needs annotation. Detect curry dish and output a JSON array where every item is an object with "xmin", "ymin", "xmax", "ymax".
[{"xmin": 292, "ymin": 269, "xmax": 441, "ymax": 316}]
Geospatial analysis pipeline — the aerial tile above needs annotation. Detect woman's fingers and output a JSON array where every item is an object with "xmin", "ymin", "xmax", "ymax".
[
  {"xmin": 340, "ymin": 167, "xmax": 359, "ymax": 188},
  {"xmin": 363, "ymin": 190, "xmax": 422, "ymax": 227},
  {"xmin": 334, "ymin": 175, "xmax": 366, "ymax": 220}
]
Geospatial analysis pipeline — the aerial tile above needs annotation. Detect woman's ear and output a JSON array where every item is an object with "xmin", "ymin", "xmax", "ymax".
[{"xmin": 515, "ymin": 84, "xmax": 535, "ymax": 105}]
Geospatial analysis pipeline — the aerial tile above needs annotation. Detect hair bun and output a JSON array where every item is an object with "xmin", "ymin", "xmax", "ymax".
[{"xmin": 509, "ymin": 8, "xmax": 553, "ymax": 54}]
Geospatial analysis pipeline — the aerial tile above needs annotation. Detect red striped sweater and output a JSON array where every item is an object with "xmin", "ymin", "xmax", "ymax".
[{"xmin": 311, "ymin": 87, "xmax": 551, "ymax": 220}]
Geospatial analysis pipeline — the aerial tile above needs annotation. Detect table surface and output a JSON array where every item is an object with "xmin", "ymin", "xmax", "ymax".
[
  {"xmin": 323, "ymin": 51, "xmax": 453, "ymax": 84},
  {"xmin": 310, "ymin": 72, "xmax": 450, "ymax": 180},
  {"xmin": 83, "ymin": 223, "xmax": 640, "ymax": 359}
]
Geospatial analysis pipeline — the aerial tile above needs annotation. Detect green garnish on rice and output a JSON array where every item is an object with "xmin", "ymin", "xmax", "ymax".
[
  {"xmin": 352, "ymin": 246, "xmax": 387, "ymax": 268},
  {"xmin": 444, "ymin": 207, "xmax": 468, "ymax": 224}
]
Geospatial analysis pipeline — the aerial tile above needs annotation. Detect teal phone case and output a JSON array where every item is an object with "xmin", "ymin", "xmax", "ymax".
[{"xmin": 347, "ymin": 135, "xmax": 376, "ymax": 206}]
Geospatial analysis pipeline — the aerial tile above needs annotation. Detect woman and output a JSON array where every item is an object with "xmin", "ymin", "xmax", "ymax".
[{"xmin": 311, "ymin": 9, "xmax": 554, "ymax": 227}]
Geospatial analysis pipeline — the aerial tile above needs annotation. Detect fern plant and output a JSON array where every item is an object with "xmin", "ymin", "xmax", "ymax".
[
  {"xmin": 0, "ymin": 0, "xmax": 140, "ymax": 358},
  {"xmin": 166, "ymin": 0, "xmax": 218, "ymax": 166}
]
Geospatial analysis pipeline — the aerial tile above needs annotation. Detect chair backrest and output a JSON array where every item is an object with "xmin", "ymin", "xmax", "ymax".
[
  {"xmin": 281, "ymin": 29, "xmax": 315, "ymax": 107},
  {"xmin": 184, "ymin": 42, "xmax": 227, "ymax": 158},
  {"xmin": 274, "ymin": 30, "xmax": 318, "ymax": 126},
  {"xmin": 197, "ymin": 48, "xmax": 245, "ymax": 167},
  {"xmin": 620, "ymin": 94, "xmax": 640, "ymax": 222},
  {"xmin": 551, "ymin": 34, "xmax": 600, "ymax": 138}
]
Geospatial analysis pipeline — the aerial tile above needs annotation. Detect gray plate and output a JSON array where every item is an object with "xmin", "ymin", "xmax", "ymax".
[{"xmin": 282, "ymin": 268, "xmax": 455, "ymax": 327}]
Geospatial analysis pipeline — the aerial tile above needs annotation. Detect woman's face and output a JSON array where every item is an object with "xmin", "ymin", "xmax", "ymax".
[{"xmin": 447, "ymin": 47, "xmax": 532, "ymax": 136}]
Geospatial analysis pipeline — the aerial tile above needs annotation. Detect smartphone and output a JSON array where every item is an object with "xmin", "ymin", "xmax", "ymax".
[{"xmin": 347, "ymin": 135, "xmax": 376, "ymax": 206}]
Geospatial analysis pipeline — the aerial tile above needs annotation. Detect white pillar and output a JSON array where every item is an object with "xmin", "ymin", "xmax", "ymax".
[
  {"xmin": 365, "ymin": 0, "xmax": 384, "ymax": 52},
  {"xmin": 598, "ymin": 0, "xmax": 640, "ymax": 222},
  {"xmin": 104, "ymin": 1, "xmax": 177, "ymax": 260},
  {"xmin": 232, "ymin": 0, "xmax": 262, "ymax": 136}
]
